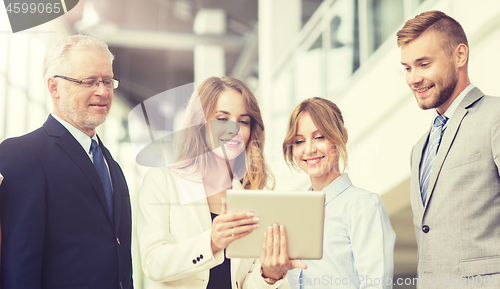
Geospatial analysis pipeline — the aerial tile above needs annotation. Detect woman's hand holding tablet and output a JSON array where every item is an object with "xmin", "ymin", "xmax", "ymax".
[{"xmin": 260, "ymin": 224, "xmax": 308, "ymax": 281}]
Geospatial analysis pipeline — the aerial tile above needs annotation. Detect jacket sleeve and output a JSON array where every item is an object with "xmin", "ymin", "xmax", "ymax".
[
  {"xmin": 0, "ymin": 139, "xmax": 46, "ymax": 289},
  {"xmin": 137, "ymin": 168, "xmax": 224, "ymax": 283}
]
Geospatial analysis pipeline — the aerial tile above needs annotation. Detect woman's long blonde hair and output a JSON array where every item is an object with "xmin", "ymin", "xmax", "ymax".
[{"xmin": 172, "ymin": 76, "xmax": 273, "ymax": 189}]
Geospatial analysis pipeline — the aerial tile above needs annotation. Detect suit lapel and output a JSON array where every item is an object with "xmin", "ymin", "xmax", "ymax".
[
  {"xmin": 422, "ymin": 109, "xmax": 467, "ymax": 215},
  {"xmin": 412, "ymin": 132, "xmax": 429, "ymax": 217},
  {"xmin": 422, "ymin": 87, "xmax": 484, "ymax": 216},
  {"xmin": 169, "ymin": 170, "xmax": 211, "ymax": 233},
  {"xmin": 194, "ymin": 196, "xmax": 211, "ymax": 233},
  {"xmin": 44, "ymin": 116, "xmax": 114, "ymax": 225}
]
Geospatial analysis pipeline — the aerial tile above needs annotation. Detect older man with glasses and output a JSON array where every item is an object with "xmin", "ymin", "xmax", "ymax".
[{"xmin": 0, "ymin": 35, "xmax": 133, "ymax": 289}]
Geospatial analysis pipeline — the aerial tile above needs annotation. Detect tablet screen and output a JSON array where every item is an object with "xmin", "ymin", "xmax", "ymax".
[{"xmin": 226, "ymin": 189, "xmax": 324, "ymax": 259}]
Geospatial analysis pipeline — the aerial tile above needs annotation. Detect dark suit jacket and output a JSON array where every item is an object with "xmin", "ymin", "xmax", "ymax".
[{"xmin": 0, "ymin": 115, "xmax": 133, "ymax": 289}]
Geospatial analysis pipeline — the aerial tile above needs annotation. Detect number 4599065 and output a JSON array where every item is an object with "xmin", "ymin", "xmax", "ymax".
[{"xmin": 6, "ymin": 3, "xmax": 62, "ymax": 14}]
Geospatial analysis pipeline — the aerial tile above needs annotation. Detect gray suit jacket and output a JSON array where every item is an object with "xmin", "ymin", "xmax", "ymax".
[{"xmin": 410, "ymin": 87, "xmax": 500, "ymax": 287}]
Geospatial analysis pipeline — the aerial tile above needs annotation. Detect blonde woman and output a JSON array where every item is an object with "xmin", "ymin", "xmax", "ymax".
[
  {"xmin": 282, "ymin": 97, "xmax": 395, "ymax": 289},
  {"xmin": 138, "ymin": 77, "xmax": 304, "ymax": 289}
]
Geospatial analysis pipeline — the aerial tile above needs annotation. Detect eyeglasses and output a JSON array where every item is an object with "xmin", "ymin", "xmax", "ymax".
[{"xmin": 54, "ymin": 75, "xmax": 120, "ymax": 89}]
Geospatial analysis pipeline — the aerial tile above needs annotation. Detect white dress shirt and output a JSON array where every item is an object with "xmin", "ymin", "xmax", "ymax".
[
  {"xmin": 51, "ymin": 113, "xmax": 96, "ymax": 160},
  {"xmin": 287, "ymin": 174, "xmax": 395, "ymax": 289},
  {"xmin": 438, "ymin": 83, "xmax": 475, "ymax": 120},
  {"xmin": 51, "ymin": 113, "xmax": 112, "ymax": 183}
]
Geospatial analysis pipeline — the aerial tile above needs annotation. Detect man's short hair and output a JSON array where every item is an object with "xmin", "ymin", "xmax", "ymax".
[
  {"xmin": 396, "ymin": 10, "xmax": 468, "ymax": 57},
  {"xmin": 42, "ymin": 34, "xmax": 114, "ymax": 81}
]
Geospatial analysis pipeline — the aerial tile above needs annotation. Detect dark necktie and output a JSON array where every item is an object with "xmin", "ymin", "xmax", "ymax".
[
  {"xmin": 420, "ymin": 115, "xmax": 448, "ymax": 206},
  {"xmin": 90, "ymin": 139, "xmax": 113, "ymax": 215}
]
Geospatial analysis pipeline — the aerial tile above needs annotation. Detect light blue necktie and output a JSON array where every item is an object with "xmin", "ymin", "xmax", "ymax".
[
  {"xmin": 420, "ymin": 115, "xmax": 448, "ymax": 205},
  {"xmin": 298, "ymin": 269, "xmax": 304, "ymax": 289},
  {"xmin": 90, "ymin": 139, "xmax": 113, "ymax": 215}
]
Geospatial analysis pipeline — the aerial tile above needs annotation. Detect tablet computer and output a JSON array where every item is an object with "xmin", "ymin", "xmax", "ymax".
[{"xmin": 225, "ymin": 189, "xmax": 324, "ymax": 259}]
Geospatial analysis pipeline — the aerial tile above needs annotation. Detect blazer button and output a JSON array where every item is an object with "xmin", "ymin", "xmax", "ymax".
[
  {"xmin": 196, "ymin": 256, "xmax": 201, "ymax": 261},
  {"xmin": 192, "ymin": 259, "xmax": 197, "ymax": 264},
  {"xmin": 117, "ymin": 238, "xmax": 121, "ymax": 245},
  {"xmin": 422, "ymin": 225, "xmax": 430, "ymax": 233},
  {"xmin": 200, "ymin": 254, "xmax": 203, "ymax": 259}
]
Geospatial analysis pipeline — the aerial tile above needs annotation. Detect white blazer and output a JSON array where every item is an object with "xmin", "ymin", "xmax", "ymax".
[{"xmin": 137, "ymin": 167, "xmax": 284, "ymax": 289}]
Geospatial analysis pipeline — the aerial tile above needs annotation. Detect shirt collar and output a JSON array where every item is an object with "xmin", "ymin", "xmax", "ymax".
[
  {"xmin": 434, "ymin": 83, "xmax": 475, "ymax": 120},
  {"xmin": 51, "ymin": 113, "xmax": 98, "ymax": 155},
  {"xmin": 310, "ymin": 173, "xmax": 352, "ymax": 206}
]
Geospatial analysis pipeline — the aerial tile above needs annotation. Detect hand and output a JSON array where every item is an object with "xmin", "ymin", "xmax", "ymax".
[
  {"xmin": 211, "ymin": 198, "xmax": 259, "ymax": 254},
  {"xmin": 260, "ymin": 224, "xmax": 307, "ymax": 280}
]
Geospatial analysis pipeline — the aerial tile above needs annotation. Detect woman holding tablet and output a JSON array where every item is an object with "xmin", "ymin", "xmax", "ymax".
[
  {"xmin": 282, "ymin": 97, "xmax": 395, "ymax": 289},
  {"xmin": 137, "ymin": 76, "xmax": 304, "ymax": 289}
]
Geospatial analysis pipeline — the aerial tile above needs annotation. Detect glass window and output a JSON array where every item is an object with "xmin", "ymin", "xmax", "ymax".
[
  {"xmin": 103, "ymin": 113, "xmax": 122, "ymax": 153},
  {"xmin": 273, "ymin": 70, "xmax": 294, "ymax": 113},
  {"xmin": 29, "ymin": 37, "xmax": 48, "ymax": 104},
  {"xmin": 295, "ymin": 35, "xmax": 322, "ymax": 100},
  {"xmin": 6, "ymin": 86, "xmax": 27, "ymax": 138},
  {"xmin": 327, "ymin": 0, "xmax": 357, "ymax": 94},
  {"xmin": 372, "ymin": 0, "xmax": 404, "ymax": 52},
  {"xmin": 0, "ymin": 34, "xmax": 8, "ymax": 74},
  {"xmin": 27, "ymin": 101, "xmax": 46, "ymax": 132},
  {"xmin": 8, "ymin": 35, "xmax": 29, "ymax": 89},
  {"xmin": 353, "ymin": 0, "xmax": 360, "ymax": 72},
  {"xmin": 0, "ymin": 6, "xmax": 9, "ymax": 76}
]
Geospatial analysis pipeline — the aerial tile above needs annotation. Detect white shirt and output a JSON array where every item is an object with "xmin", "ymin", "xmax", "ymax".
[
  {"xmin": 51, "ymin": 113, "xmax": 112, "ymax": 182},
  {"xmin": 287, "ymin": 174, "xmax": 395, "ymax": 289},
  {"xmin": 434, "ymin": 83, "xmax": 475, "ymax": 120}
]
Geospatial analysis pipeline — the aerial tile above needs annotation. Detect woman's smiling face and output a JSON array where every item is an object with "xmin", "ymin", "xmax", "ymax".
[
  {"xmin": 292, "ymin": 111, "xmax": 340, "ymax": 182},
  {"xmin": 205, "ymin": 89, "xmax": 251, "ymax": 162}
]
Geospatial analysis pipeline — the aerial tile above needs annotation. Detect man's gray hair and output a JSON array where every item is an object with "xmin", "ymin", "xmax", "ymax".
[{"xmin": 42, "ymin": 34, "xmax": 114, "ymax": 81}]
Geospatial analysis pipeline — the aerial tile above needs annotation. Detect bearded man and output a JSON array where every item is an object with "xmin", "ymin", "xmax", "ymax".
[{"xmin": 398, "ymin": 10, "xmax": 500, "ymax": 288}]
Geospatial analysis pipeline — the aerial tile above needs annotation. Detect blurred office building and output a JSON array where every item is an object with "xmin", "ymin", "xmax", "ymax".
[{"xmin": 2, "ymin": 0, "xmax": 500, "ymax": 288}]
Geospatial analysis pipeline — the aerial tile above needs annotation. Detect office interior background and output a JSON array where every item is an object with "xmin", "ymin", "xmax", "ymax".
[{"xmin": 1, "ymin": 0, "xmax": 500, "ymax": 288}]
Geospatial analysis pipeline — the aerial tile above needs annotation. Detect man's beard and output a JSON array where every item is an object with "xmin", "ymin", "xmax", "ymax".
[
  {"xmin": 418, "ymin": 68, "xmax": 458, "ymax": 110},
  {"xmin": 59, "ymin": 90, "xmax": 107, "ymax": 131}
]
